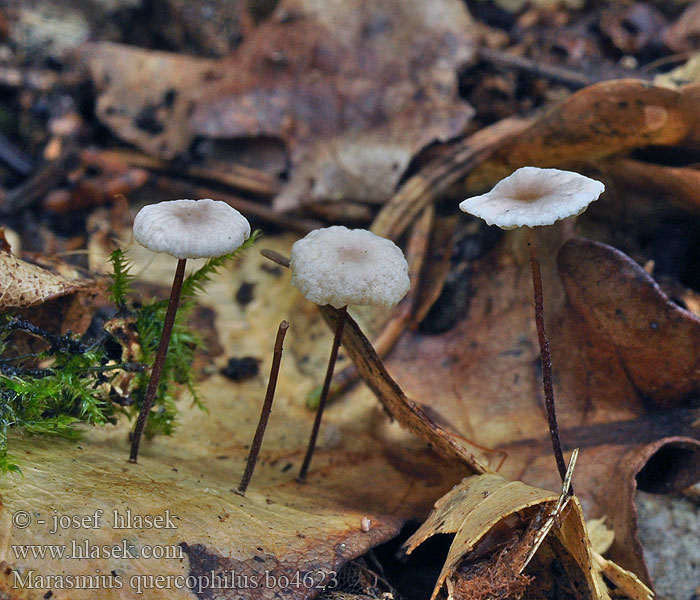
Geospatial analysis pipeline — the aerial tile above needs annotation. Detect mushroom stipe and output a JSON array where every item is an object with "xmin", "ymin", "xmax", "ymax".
[
  {"xmin": 297, "ymin": 305, "xmax": 347, "ymax": 483},
  {"xmin": 529, "ymin": 239, "xmax": 570, "ymax": 492},
  {"xmin": 129, "ymin": 258, "xmax": 186, "ymax": 463}
]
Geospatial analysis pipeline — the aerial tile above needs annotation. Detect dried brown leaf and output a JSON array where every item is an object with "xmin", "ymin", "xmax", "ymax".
[
  {"xmin": 0, "ymin": 249, "xmax": 89, "ymax": 311},
  {"xmin": 467, "ymin": 80, "xmax": 700, "ymax": 191},
  {"xmin": 604, "ymin": 158, "xmax": 700, "ymax": 214},
  {"xmin": 82, "ymin": 42, "xmax": 222, "ymax": 160},
  {"xmin": 380, "ymin": 228, "xmax": 700, "ymax": 586},
  {"xmin": 191, "ymin": 0, "xmax": 477, "ymax": 209},
  {"xmin": 402, "ymin": 474, "xmax": 651, "ymax": 600}
]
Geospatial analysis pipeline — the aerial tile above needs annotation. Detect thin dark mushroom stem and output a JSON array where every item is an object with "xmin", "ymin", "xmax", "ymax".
[
  {"xmin": 237, "ymin": 320, "xmax": 289, "ymax": 495},
  {"xmin": 129, "ymin": 258, "xmax": 187, "ymax": 463},
  {"xmin": 528, "ymin": 239, "xmax": 571, "ymax": 493},
  {"xmin": 298, "ymin": 305, "xmax": 348, "ymax": 483}
]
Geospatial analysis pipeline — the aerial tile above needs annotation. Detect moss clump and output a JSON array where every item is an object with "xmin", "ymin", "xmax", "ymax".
[{"xmin": 0, "ymin": 231, "xmax": 259, "ymax": 474}]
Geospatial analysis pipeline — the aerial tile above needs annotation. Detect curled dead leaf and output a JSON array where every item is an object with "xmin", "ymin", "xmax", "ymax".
[
  {"xmin": 402, "ymin": 473, "xmax": 652, "ymax": 600},
  {"xmin": 558, "ymin": 237, "xmax": 700, "ymax": 408},
  {"xmin": 0, "ymin": 249, "xmax": 90, "ymax": 311},
  {"xmin": 468, "ymin": 80, "xmax": 700, "ymax": 190}
]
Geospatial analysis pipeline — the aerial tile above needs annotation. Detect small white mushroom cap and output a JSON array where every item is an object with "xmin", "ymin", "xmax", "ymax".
[
  {"xmin": 290, "ymin": 226, "xmax": 410, "ymax": 309},
  {"xmin": 133, "ymin": 199, "xmax": 251, "ymax": 259},
  {"xmin": 459, "ymin": 167, "xmax": 605, "ymax": 230}
]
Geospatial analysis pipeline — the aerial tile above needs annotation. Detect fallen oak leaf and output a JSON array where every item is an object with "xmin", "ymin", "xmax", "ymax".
[
  {"xmin": 467, "ymin": 79, "xmax": 700, "ymax": 191},
  {"xmin": 558, "ymin": 237, "xmax": 700, "ymax": 407},
  {"xmin": 0, "ymin": 248, "xmax": 91, "ymax": 311},
  {"xmin": 79, "ymin": 42, "xmax": 222, "ymax": 160}
]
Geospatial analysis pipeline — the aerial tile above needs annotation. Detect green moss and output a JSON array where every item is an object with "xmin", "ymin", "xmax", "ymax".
[{"xmin": 0, "ymin": 231, "xmax": 261, "ymax": 474}]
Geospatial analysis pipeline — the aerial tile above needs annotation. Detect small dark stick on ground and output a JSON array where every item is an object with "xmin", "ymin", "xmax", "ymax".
[
  {"xmin": 528, "ymin": 240, "xmax": 571, "ymax": 493},
  {"xmin": 237, "ymin": 320, "xmax": 289, "ymax": 496},
  {"xmin": 260, "ymin": 248, "xmax": 290, "ymax": 268},
  {"xmin": 129, "ymin": 258, "xmax": 186, "ymax": 463},
  {"xmin": 297, "ymin": 306, "xmax": 348, "ymax": 483}
]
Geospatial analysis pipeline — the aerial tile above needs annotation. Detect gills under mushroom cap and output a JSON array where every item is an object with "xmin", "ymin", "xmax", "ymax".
[
  {"xmin": 133, "ymin": 199, "xmax": 251, "ymax": 259},
  {"xmin": 459, "ymin": 167, "xmax": 605, "ymax": 230},
  {"xmin": 290, "ymin": 226, "xmax": 410, "ymax": 309}
]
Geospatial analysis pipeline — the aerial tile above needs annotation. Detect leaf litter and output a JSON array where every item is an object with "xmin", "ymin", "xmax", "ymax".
[{"xmin": 3, "ymin": 1, "xmax": 700, "ymax": 598}]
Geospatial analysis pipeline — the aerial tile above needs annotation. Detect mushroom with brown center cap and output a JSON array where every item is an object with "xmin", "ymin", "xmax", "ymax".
[
  {"xmin": 459, "ymin": 166, "xmax": 605, "ymax": 489},
  {"xmin": 129, "ymin": 198, "xmax": 250, "ymax": 463},
  {"xmin": 290, "ymin": 226, "xmax": 410, "ymax": 481}
]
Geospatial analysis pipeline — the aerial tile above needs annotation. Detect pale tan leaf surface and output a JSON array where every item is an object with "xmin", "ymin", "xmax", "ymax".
[
  {"xmin": 0, "ymin": 249, "xmax": 88, "ymax": 310},
  {"xmin": 0, "ymin": 234, "xmax": 468, "ymax": 600},
  {"xmin": 593, "ymin": 552, "xmax": 654, "ymax": 600}
]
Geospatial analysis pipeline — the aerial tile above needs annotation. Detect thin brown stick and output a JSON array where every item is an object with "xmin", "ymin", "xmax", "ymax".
[
  {"xmin": 237, "ymin": 320, "xmax": 289, "ymax": 495},
  {"xmin": 129, "ymin": 258, "xmax": 187, "ymax": 463},
  {"xmin": 478, "ymin": 47, "xmax": 594, "ymax": 89},
  {"xmin": 260, "ymin": 249, "xmax": 291, "ymax": 268},
  {"xmin": 528, "ymin": 240, "xmax": 570, "ymax": 491},
  {"xmin": 298, "ymin": 305, "xmax": 348, "ymax": 482},
  {"xmin": 81, "ymin": 148, "xmax": 281, "ymax": 198}
]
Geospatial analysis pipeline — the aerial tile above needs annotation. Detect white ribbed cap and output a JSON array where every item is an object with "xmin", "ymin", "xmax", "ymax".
[
  {"xmin": 459, "ymin": 167, "xmax": 605, "ymax": 229},
  {"xmin": 133, "ymin": 199, "xmax": 250, "ymax": 259},
  {"xmin": 290, "ymin": 226, "xmax": 410, "ymax": 309}
]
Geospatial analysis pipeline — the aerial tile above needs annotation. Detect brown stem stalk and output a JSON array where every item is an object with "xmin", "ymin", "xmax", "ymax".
[
  {"xmin": 237, "ymin": 320, "xmax": 289, "ymax": 495},
  {"xmin": 528, "ymin": 240, "xmax": 570, "ymax": 492},
  {"xmin": 298, "ymin": 305, "xmax": 348, "ymax": 482},
  {"xmin": 129, "ymin": 258, "xmax": 187, "ymax": 463}
]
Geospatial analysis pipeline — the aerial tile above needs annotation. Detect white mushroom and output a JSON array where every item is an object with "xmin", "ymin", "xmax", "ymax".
[
  {"xmin": 289, "ymin": 226, "xmax": 409, "ymax": 481},
  {"xmin": 459, "ymin": 167, "xmax": 605, "ymax": 489},
  {"xmin": 290, "ymin": 226, "xmax": 410, "ymax": 309},
  {"xmin": 129, "ymin": 198, "xmax": 250, "ymax": 463},
  {"xmin": 133, "ymin": 198, "xmax": 250, "ymax": 259},
  {"xmin": 459, "ymin": 166, "xmax": 604, "ymax": 230}
]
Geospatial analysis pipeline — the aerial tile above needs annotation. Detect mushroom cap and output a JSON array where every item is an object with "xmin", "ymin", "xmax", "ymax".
[
  {"xmin": 290, "ymin": 226, "xmax": 410, "ymax": 309},
  {"xmin": 133, "ymin": 199, "xmax": 251, "ymax": 259},
  {"xmin": 459, "ymin": 167, "xmax": 605, "ymax": 229}
]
